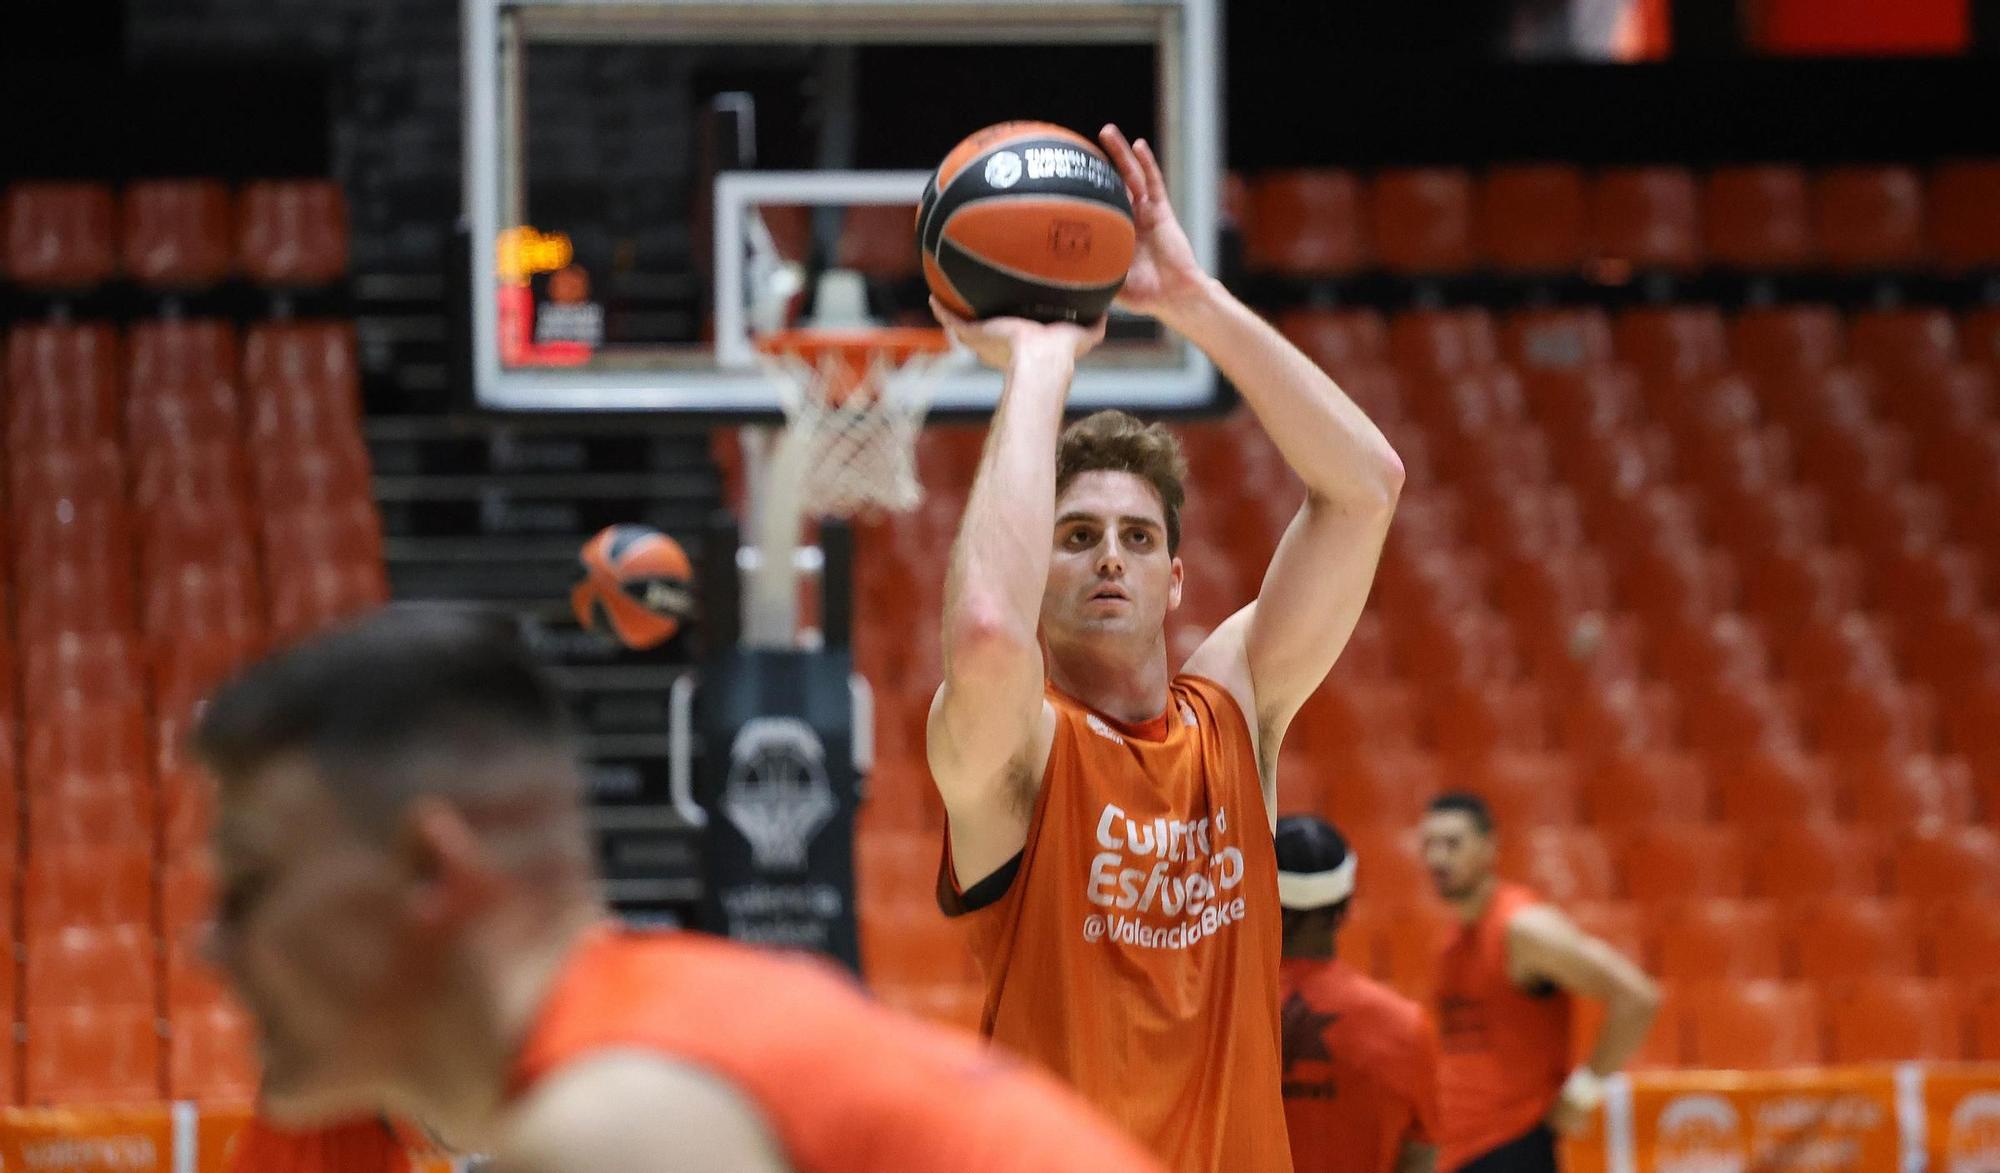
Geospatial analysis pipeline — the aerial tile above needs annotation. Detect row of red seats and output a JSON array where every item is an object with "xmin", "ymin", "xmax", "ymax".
[
  {"xmin": 4, "ymin": 180, "xmax": 347, "ymax": 289},
  {"xmin": 0, "ymin": 1000, "xmax": 254, "ymax": 1106},
  {"xmin": 1237, "ymin": 161, "xmax": 2000, "ymax": 275}
]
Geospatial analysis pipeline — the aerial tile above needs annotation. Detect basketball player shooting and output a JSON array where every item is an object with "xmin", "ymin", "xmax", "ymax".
[
  {"xmin": 197, "ymin": 607, "xmax": 1166, "ymax": 1173},
  {"xmin": 929, "ymin": 125, "xmax": 1405, "ymax": 1172}
]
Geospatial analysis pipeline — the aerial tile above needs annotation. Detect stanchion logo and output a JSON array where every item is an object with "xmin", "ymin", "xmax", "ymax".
[
  {"xmin": 722, "ymin": 717, "xmax": 838, "ymax": 872},
  {"xmin": 1655, "ymin": 1094, "xmax": 1746, "ymax": 1173},
  {"xmin": 1948, "ymin": 1092, "xmax": 2000, "ymax": 1172}
]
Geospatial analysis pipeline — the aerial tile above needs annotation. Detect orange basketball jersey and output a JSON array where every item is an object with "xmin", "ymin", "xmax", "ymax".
[
  {"xmin": 223, "ymin": 1116, "xmax": 413, "ymax": 1173},
  {"xmin": 1279, "ymin": 957, "xmax": 1440, "ymax": 1173},
  {"xmin": 942, "ymin": 677, "xmax": 1292, "ymax": 1173},
  {"xmin": 507, "ymin": 925, "xmax": 1165, "ymax": 1172},
  {"xmin": 1433, "ymin": 882, "xmax": 1572, "ymax": 1171}
]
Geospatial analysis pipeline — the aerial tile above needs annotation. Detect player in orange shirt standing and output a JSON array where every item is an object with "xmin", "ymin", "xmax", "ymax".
[
  {"xmin": 1421, "ymin": 794, "xmax": 1660, "ymax": 1173},
  {"xmin": 1275, "ymin": 816, "xmax": 1440, "ymax": 1173},
  {"xmin": 928, "ymin": 124, "xmax": 1404, "ymax": 1173},
  {"xmin": 194, "ymin": 607, "xmax": 1165, "ymax": 1173}
]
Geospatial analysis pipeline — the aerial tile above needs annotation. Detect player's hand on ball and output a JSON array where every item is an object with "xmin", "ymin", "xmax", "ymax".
[
  {"xmin": 1099, "ymin": 123, "xmax": 1209, "ymax": 317},
  {"xmin": 931, "ymin": 298, "xmax": 1106, "ymax": 371}
]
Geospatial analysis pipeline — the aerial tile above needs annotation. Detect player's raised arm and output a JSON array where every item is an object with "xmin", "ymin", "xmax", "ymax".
[
  {"xmin": 928, "ymin": 307, "xmax": 1105, "ymax": 881},
  {"xmin": 1098, "ymin": 126, "xmax": 1404, "ymax": 760}
]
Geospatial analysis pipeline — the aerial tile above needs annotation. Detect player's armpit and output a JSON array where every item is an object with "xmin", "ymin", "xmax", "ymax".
[
  {"xmin": 1507, "ymin": 904, "xmax": 1661, "ymax": 1077},
  {"xmin": 492, "ymin": 1052, "xmax": 790, "ymax": 1173}
]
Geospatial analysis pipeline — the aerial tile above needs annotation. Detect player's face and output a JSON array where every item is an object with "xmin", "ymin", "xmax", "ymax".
[
  {"xmin": 210, "ymin": 758, "xmax": 427, "ymax": 1123},
  {"xmin": 1043, "ymin": 470, "xmax": 1183, "ymax": 645},
  {"xmin": 1420, "ymin": 811, "xmax": 1494, "ymax": 901}
]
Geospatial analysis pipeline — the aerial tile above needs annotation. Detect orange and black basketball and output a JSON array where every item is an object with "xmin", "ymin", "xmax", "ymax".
[
  {"xmin": 917, "ymin": 121, "xmax": 1136, "ymax": 324},
  {"xmin": 572, "ymin": 524, "xmax": 696, "ymax": 649}
]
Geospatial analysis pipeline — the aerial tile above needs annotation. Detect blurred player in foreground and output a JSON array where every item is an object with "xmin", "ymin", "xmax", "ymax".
[
  {"xmin": 196, "ymin": 606, "xmax": 1165, "ymax": 1173},
  {"xmin": 1275, "ymin": 815, "xmax": 1440, "ymax": 1173},
  {"xmin": 1422, "ymin": 794, "xmax": 1659, "ymax": 1173},
  {"xmin": 929, "ymin": 124, "xmax": 1403, "ymax": 1172}
]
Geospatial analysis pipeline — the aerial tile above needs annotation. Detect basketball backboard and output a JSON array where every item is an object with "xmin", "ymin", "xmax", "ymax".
[{"xmin": 463, "ymin": 0, "xmax": 1223, "ymax": 415}]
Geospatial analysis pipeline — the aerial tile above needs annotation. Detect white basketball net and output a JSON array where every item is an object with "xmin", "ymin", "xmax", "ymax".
[{"xmin": 755, "ymin": 342, "xmax": 953, "ymax": 518}]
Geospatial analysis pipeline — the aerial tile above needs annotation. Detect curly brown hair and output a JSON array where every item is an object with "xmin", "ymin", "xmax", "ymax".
[{"xmin": 1055, "ymin": 410, "xmax": 1188, "ymax": 553}]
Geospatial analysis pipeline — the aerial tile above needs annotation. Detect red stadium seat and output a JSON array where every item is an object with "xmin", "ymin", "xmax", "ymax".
[
  {"xmin": 1739, "ymin": 546, "xmax": 1866, "ymax": 635},
  {"xmin": 1930, "ymin": 160, "xmax": 2000, "ymax": 270},
  {"xmin": 123, "ymin": 179, "xmax": 235, "ymax": 287},
  {"xmin": 1849, "ymin": 307, "xmax": 1959, "ymax": 378},
  {"xmin": 127, "ymin": 318, "xmax": 239, "ymax": 433},
  {"xmin": 1843, "ymin": 753, "xmax": 1978, "ymax": 827},
  {"xmin": 1497, "ymin": 827, "xmax": 1615, "ymax": 903},
  {"xmin": 1320, "ymin": 750, "xmax": 1442, "ymax": 829},
  {"xmin": 1787, "ymin": 897, "xmax": 1921, "ymax": 981},
  {"xmin": 21, "ymin": 844, "xmax": 154, "ymax": 934},
  {"xmin": 1618, "ymin": 823, "xmax": 1748, "ymax": 900},
  {"xmin": 1275, "ymin": 308, "xmax": 1387, "ymax": 378},
  {"xmin": 1394, "ymin": 610, "xmax": 1520, "ymax": 686},
  {"xmin": 1926, "ymin": 901, "xmax": 2000, "ymax": 981},
  {"xmin": 1826, "ymin": 978, "xmax": 1965, "ymax": 1063},
  {"xmin": 3, "ymin": 182, "xmax": 118, "ymax": 287},
  {"xmin": 1703, "ymin": 165, "xmax": 1813, "ymax": 268},
  {"xmin": 21, "ymin": 630, "xmax": 146, "ymax": 712},
  {"xmin": 1652, "ymin": 899, "xmax": 1785, "ymax": 981},
  {"xmin": 21, "ymin": 1004, "xmax": 163, "ymax": 1105},
  {"xmin": 1903, "ymin": 612, "xmax": 2000, "ymax": 688},
  {"xmin": 1779, "ymin": 612, "xmax": 1899, "ymax": 687},
  {"xmin": 1502, "ymin": 307, "xmax": 1613, "ymax": 373},
  {"xmin": 1683, "ymin": 679, "xmax": 1805, "ymax": 758},
  {"xmin": 169, "ymin": 1001, "xmax": 259, "ymax": 1105},
  {"xmin": 1568, "ymin": 901, "xmax": 1647, "ymax": 965},
  {"xmin": 1973, "ymin": 987, "xmax": 2000, "ymax": 1062},
  {"xmin": 1808, "ymin": 680, "xmax": 1937, "ymax": 760},
  {"xmin": 1956, "ymin": 309, "xmax": 2000, "ymax": 371},
  {"xmin": 1749, "ymin": 822, "xmax": 1888, "ymax": 901},
  {"xmin": 237, "ymin": 179, "xmax": 348, "ymax": 285},
  {"xmin": 1650, "ymin": 612, "xmax": 1773, "ymax": 689},
  {"xmin": 1523, "ymin": 612, "xmax": 1646, "ymax": 694},
  {"xmin": 1554, "ymin": 678, "xmax": 1678, "ymax": 758},
  {"xmin": 1872, "ymin": 545, "xmax": 1984, "ymax": 622},
  {"xmin": 1582, "ymin": 752, "xmax": 1711, "ymax": 827},
  {"xmin": 8, "ymin": 438, "xmax": 126, "ymax": 512},
  {"xmin": 1704, "ymin": 483, "xmax": 1830, "ymax": 558},
  {"xmin": 269, "ymin": 564, "xmax": 390, "ymax": 643},
  {"xmin": 160, "ymin": 855, "xmax": 218, "ymax": 942},
  {"xmin": 1615, "ymin": 306, "xmax": 1728, "ymax": 388},
  {"xmin": 1812, "ymin": 166, "xmax": 1926, "ymax": 269},
  {"xmin": 1424, "ymin": 682, "xmax": 1551, "ymax": 755},
  {"xmin": 144, "ymin": 565, "xmax": 267, "ymax": 650},
  {"xmin": 1246, "ymin": 171, "xmax": 1368, "ymax": 275},
  {"xmin": 1731, "ymin": 305, "xmax": 1845, "ymax": 382},
  {"xmin": 1892, "ymin": 826, "xmax": 2000, "ymax": 901},
  {"xmin": 1388, "ymin": 309, "xmax": 1499, "ymax": 378},
  {"xmin": 1683, "ymin": 981, "xmax": 1823, "ymax": 1068},
  {"xmin": 1290, "ymin": 682, "xmax": 1422, "ymax": 760},
  {"xmin": 1715, "ymin": 749, "xmax": 1838, "ymax": 825},
  {"xmin": 243, "ymin": 319, "xmax": 359, "ymax": 397},
  {"xmin": 1590, "ymin": 167, "xmax": 1700, "ymax": 272},
  {"xmin": 22, "ymin": 924, "xmax": 156, "ymax": 1011},
  {"xmin": 1478, "ymin": 165, "xmax": 1586, "ymax": 273},
  {"xmin": 26, "ymin": 770, "xmax": 154, "ymax": 850},
  {"xmin": 1614, "ymin": 547, "xmax": 1738, "ymax": 630},
  {"xmin": 1372, "ymin": 169, "xmax": 1475, "ymax": 273},
  {"xmin": 1755, "ymin": 364, "xmax": 1874, "ymax": 433},
  {"xmin": 5, "ymin": 322, "xmax": 123, "ymax": 442}
]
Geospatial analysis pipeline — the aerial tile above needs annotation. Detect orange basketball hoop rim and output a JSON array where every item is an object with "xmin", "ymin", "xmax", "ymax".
[{"xmin": 753, "ymin": 326, "xmax": 951, "ymax": 406}]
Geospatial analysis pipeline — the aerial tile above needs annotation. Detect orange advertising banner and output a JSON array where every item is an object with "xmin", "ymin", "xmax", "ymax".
[
  {"xmin": 1922, "ymin": 1064, "xmax": 2000, "ymax": 1171},
  {"xmin": 0, "ymin": 1106, "xmax": 179, "ymax": 1173},
  {"xmin": 1622, "ymin": 1067, "xmax": 1902, "ymax": 1172}
]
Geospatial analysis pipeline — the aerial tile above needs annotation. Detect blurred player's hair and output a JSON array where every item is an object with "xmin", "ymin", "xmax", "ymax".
[{"xmin": 1426, "ymin": 792, "xmax": 1495, "ymax": 836}]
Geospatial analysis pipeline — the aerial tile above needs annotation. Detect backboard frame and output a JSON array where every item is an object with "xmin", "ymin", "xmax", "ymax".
[{"xmin": 463, "ymin": 0, "xmax": 1222, "ymax": 415}]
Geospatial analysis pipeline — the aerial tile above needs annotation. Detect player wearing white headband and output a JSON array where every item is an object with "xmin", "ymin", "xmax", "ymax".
[{"xmin": 1275, "ymin": 815, "xmax": 1441, "ymax": 1173}]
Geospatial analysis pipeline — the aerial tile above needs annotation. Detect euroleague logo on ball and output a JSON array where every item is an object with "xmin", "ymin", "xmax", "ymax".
[{"xmin": 984, "ymin": 150, "xmax": 1023, "ymax": 189}]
